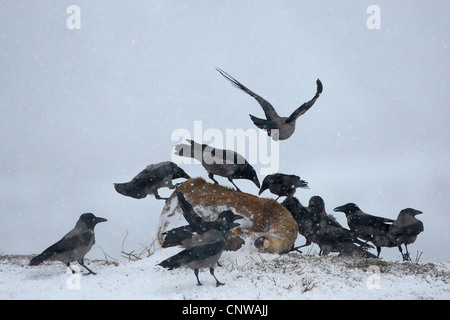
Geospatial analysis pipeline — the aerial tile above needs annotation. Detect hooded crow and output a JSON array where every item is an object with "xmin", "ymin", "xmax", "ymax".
[
  {"xmin": 282, "ymin": 197, "xmax": 374, "ymax": 257},
  {"xmin": 216, "ymin": 67, "xmax": 322, "ymax": 141},
  {"xmin": 114, "ymin": 161, "xmax": 190, "ymax": 200},
  {"xmin": 333, "ymin": 203, "xmax": 395, "ymax": 258},
  {"xmin": 388, "ymin": 208, "xmax": 424, "ymax": 261},
  {"xmin": 159, "ymin": 192, "xmax": 243, "ymax": 286},
  {"xmin": 29, "ymin": 213, "xmax": 107, "ymax": 275},
  {"xmin": 307, "ymin": 196, "xmax": 374, "ymax": 257},
  {"xmin": 259, "ymin": 173, "xmax": 309, "ymax": 200},
  {"xmin": 161, "ymin": 192, "xmax": 243, "ymax": 248},
  {"xmin": 174, "ymin": 139, "xmax": 260, "ymax": 192},
  {"xmin": 281, "ymin": 197, "xmax": 313, "ymax": 252}
]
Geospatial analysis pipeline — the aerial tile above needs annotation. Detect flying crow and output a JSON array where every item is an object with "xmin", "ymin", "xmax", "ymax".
[
  {"xmin": 174, "ymin": 139, "xmax": 260, "ymax": 192},
  {"xmin": 114, "ymin": 161, "xmax": 190, "ymax": 200},
  {"xmin": 29, "ymin": 213, "xmax": 107, "ymax": 275},
  {"xmin": 159, "ymin": 192, "xmax": 243, "ymax": 286},
  {"xmin": 216, "ymin": 67, "xmax": 323, "ymax": 141},
  {"xmin": 259, "ymin": 173, "xmax": 309, "ymax": 200}
]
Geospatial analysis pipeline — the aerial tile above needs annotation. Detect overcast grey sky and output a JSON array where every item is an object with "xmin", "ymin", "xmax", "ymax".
[{"xmin": 0, "ymin": 1, "xmax": 448, "ymax": 262}]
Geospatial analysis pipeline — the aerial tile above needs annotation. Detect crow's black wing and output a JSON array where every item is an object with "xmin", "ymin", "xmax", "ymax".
[
  {"xmin": 216, "ymin": 67, "xmax": 280, "ymax": 120},
  {"xmin": 388, "ymin": 220, "xmax": 424, "ymax": 245},
  {"xmin": 158, "ymin": 239, "xmax": 225, "ymax": 270},
  {"xmin": 177, "ymin": 192, "xmax": 204, "ymax": 226},
  {"xmin": 161, "ymin": 223, "xmax": 213, "ymax": 248},
  {"xmin": 322, "ymin": 215, "xmax": 343, "ymax": 228},
  {"xmin": 286, "ymin": 79, "xmax": 323, "ymax": 123},
  {"xmin": 114, "ymin": 164, "xmax": 170, "ymax": 198},
  {"xmin": 29, "ymin": 232, "xmax": 93, "ymax": 266},
  {"xmin": 349, "ymin": 214, "xmax": 394, "ymax": 228},
  {"xmin": 316, "ymin": 226, "xmax": 354, "ymax": 244}
]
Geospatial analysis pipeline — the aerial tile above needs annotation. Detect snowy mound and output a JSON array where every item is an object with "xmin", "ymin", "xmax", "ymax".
[{"xmin": 2, "ymin": 248, "xmax": 448, "ymax": 300}]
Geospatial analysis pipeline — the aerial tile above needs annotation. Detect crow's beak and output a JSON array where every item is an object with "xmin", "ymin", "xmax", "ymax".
[
  {"xmin": 230, "ymin": 222, "xmax": 241, "ymax": 229},
  {"xmin": 173, "ymin": 168, "xmax": 191, "ymax": 180},
  {"xmin": 230, "ymin": 215, "xmax": 244, "ymax": 228},
  {"xmin": 179, "ymin": 170, "xmax": 191, "ymax": 179},
  {"xmin": 253, "ymin": 176, "xmax": 261, "ymax": 189},
  {"xmin": 415, "ymin": 210, "xmax": 423, "ymax": 215},
  {"xmin": 258, "ymin": 183, "xmax": 269, "ymax": 196},
  {"xmin": 183, "ymin": 172, "xmax": 191, "ymax": 179},
  {"xmin": 95, "ymin": 217, "xmax": 108, "ymax": 224},
  {"xmin": 333, "ymin": 206, "xmax": 344, "ymax": 213}
]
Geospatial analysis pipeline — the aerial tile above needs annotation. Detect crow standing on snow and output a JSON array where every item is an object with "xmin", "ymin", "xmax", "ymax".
[
  {"xmin": 282, "ymin": 197, "xmax": 374, "ymax": 257},
  {"xmin": 333, "ymin": 203, "xmax": 395, "ymax": 258},
  {"xmin": 387, "ymin": 208, "xmax": 424, "ymax": 261},
  {"xmin": 159, "ymin": 192, "xmax": 243, "ymax": 286},
  {"xmin": 307, "ymin": 196, "xmax": 375, "ymax": 257},
  {"xmin": 174, "ymin": 139, "xmax": 260, "ymax": 192},
  {"xmin": 281, "ymin": 197, "xmax": 313, "ymax": 252},
  {"xmin": 114, "ymin": 161, "xmax": 190, "ymax": 200},
  {"xmin": 216, "ymin": 67, "xmax": 323, "ymax": 141},
  {"xmin": 259, "ymin": 173, "xmax": 309, "ymax": 201},
  {"xmin": 29, "ymin": 213, "xmax": 107, "ymax": 275}
]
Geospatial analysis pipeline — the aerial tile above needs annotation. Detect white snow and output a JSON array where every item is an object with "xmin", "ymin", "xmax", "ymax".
[{"xmin": 1, "ymin": 245, "xmax": 448, "ymax": 300}]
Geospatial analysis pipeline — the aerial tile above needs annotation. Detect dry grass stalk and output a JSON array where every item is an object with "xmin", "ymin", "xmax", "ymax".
[{"xmin": 120, "ymin": 230, "xmax": 157, "ymax": 261}]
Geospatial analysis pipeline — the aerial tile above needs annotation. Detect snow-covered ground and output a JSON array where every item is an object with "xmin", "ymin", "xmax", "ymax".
[{"xmin": 1, "ymin": 244, "xmax": 448, "ymax": 300}]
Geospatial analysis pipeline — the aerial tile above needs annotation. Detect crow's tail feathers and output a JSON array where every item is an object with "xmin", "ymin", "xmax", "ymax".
[
  {"xmin": 173, "ymin": 143, "xmax": 193, "ymax": 158},
  {"xmin": 249, "ymin": 115, "xmax": 277, "ymax": 130},
  {"xmin": 113, "ymin": 183, "xmax": 146, "ymax": 199},
  {"xmin": 297, "ymin": 179, "xmax": 310, "ymax": 189},
  {"xmin": 358, "ymin": 244, "xmax": 378, "ymax": 258},
  {"xmin": 29, "ymin": 253, "xmax": 49, "ymax": 266},
  {"xmin": 158, "ymin": 253, "xmax": 188, "ymax": 270},
  {"xmin": 113, "ymin": 183, "xmax": 128, "ymax": 196},
  {"xmin": 173, "ymin": 139, "xmax": 206, "ymax": 162},
  {"xmin": 355, "ymin": 239, "xmax": 374, "ymax": 250}
]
